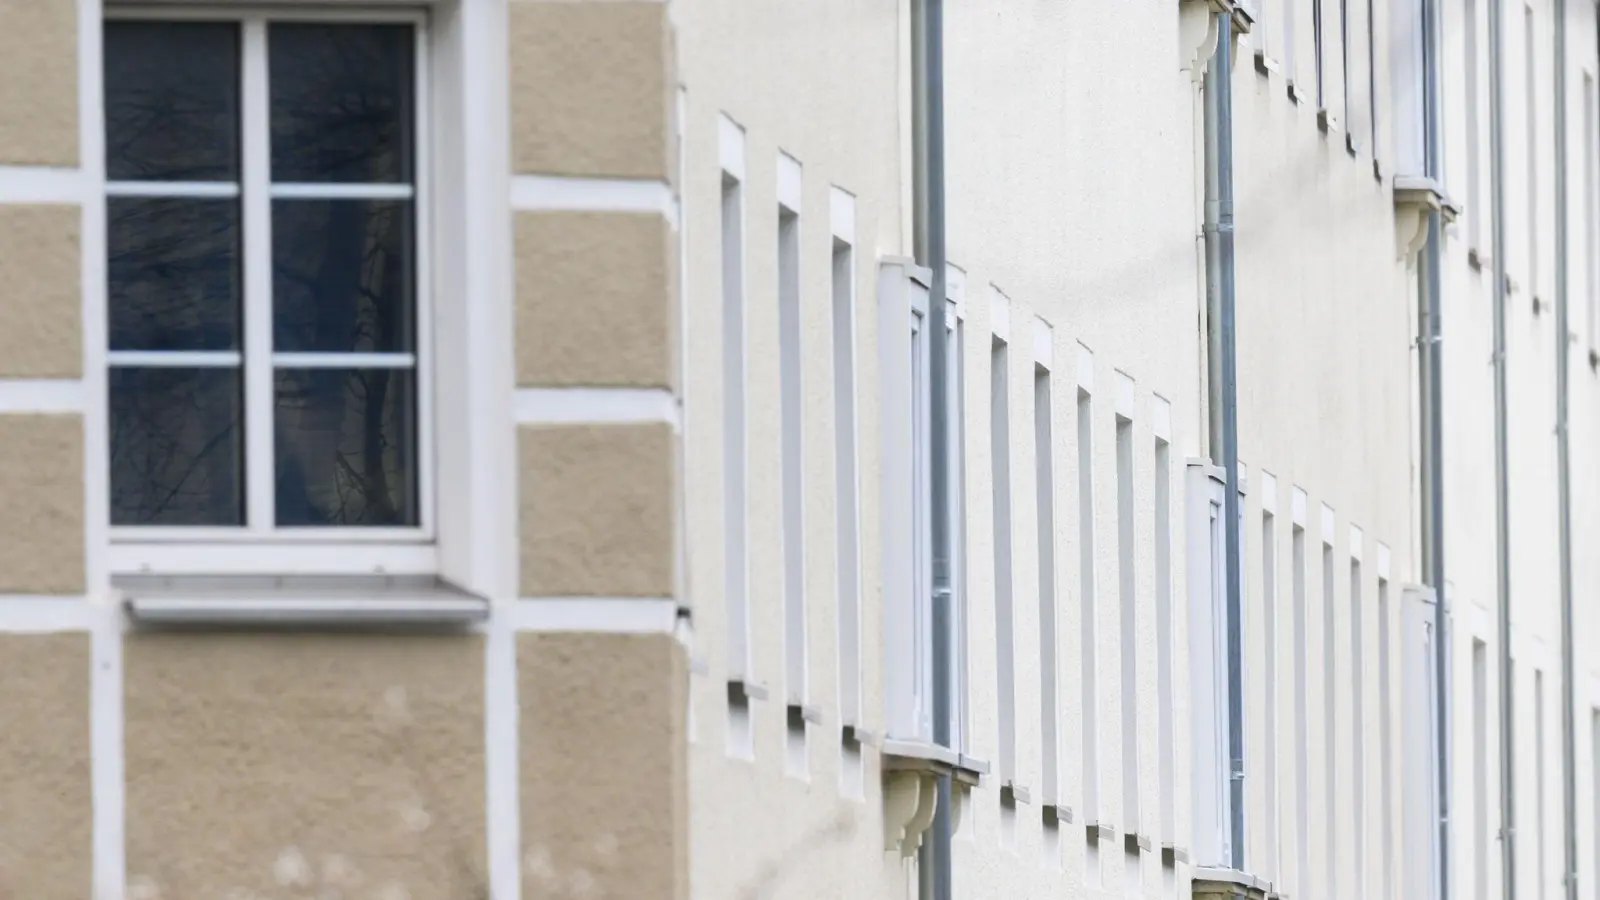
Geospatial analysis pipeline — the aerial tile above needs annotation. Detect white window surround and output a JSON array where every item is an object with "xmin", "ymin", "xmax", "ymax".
[
  {"xmin": 1186, "ymin": 457, "xmax": 1231, "ymax": 870},
  {"xmin": 102, "ymin": 2, "xmax": 516, "ymax": 599}
]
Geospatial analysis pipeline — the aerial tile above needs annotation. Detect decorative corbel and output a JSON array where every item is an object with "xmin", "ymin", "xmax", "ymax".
[
  {"xmin": 882, "ymin": 769, "xmax": 938, "ymax": 857},
  {"xmin": 1181, "ymin": 0, "xmax": 1222, "ymax": 82},
  {"xmin": 1393, "ymin": 174, "xmax": 1455, "ymax": 268}
]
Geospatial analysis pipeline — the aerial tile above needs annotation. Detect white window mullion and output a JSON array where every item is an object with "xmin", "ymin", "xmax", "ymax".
[{"xmin": 242, "ymin": 18, "xmax": 276, "ymax": 533}]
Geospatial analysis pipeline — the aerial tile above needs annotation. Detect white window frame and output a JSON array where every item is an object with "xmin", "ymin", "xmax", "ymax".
[
  {"xmin": 1035, "ymin": 321, "xmax": 1060, "ymax": 813},
  {"xmin": 777, "ymin": 151, "xmax": 808, "ymax": 725},
  {"xmin": 830, "ymin": 188, "xmax": 864, "ymax": 739},
  {"xmin": 103, "ymin": 5, "xmax": 466, "ymax": 580},
  {"xmin": 1185, "ymin": 458, "xmax": 1231, "ymax": 868},
  {"xmin": 878, "ymin": 258, "xmax": 934, "ymax": 745},
  {"xmin": 1077, "ymin": 344, "xmax": 1103, "ymax": 832},
  {"xmin": 991, "ymin": 288, "xmax": 1019, "ymax": 789},
  {"xmin": 945, "ymin": 265, "xmax": 971, "ymax": 758},
  {"xmin": 1114, "ymin": 370, "xmax": 1140, "ymax": 839}
]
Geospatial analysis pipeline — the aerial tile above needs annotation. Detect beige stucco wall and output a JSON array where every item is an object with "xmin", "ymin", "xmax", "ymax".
[
  {"xmin": 0, "ymin": 204, "xmax": 82, "ymax": 378},
  {"xmin": 0, "ymin": 0, "xmax": 77, "ymax": 166},
  {"xmin": 0, "ymin": 632, "xmax": 92, "ymax": 900},
  {"xmin": 0, "ymin": 414, "xmax": 85, "ymax": 594},
  {"xmin": 519, "ymin": 632, "xmax": 689, "ymax": 900},
  {"xmin": 124, "ymin": 634, "xmax": 487, "ymax": 899}
]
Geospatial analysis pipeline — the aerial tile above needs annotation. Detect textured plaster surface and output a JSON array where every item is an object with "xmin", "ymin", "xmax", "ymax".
[
  {"xmin": 509, "ymin": 1, "xmax": 674, "ymax": 180},
  {"xmin": 0, "ymin": 414, "xmax": 84, "ymax": 593},
  {"xmin": 519, "ymin": 631, "xmax": 689, "ymax": 900},
  {"xmin": 515, "ymin": 211, "xmax": 676, "ymax": 388},
  {"xmin": 0, "ymin": 204, "xmax": 82, "ymax": 378},
  {"xmin": 124, "ymin": 633, "xmax": 487, "ymax": 899},
  {"xmin": 519, "ymin": 422, "xmax": 676, "ymax": 597},
  {"xmin": 0, "ymin": 0, "xmax": 77, "ymax": 166},
  {"xmin": 0, "ymin": 633, "xmax": 91, "ymax": 900}
]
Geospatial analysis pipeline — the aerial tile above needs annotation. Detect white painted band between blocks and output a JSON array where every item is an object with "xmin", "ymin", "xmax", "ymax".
[
  {"xmin": 0, "ymin": 596, "xmax": 104, "ymax": 631},
  {"xmin": 513, "ymin": 387, "xmax": 679, "ymax": 427},
  {"xmin": 511, "ymin": 597, "xmax": 679, "ymax": 633},
  {"xmin": 0, "ymin": 379, "xmax": 85, "ymax": 413},
  {"xmin": 0, "ymin": 166, "xmax": 87, "ymax": 204},
  {"xmin": 510, "ymin": 175, "xmax": 676, "ymax": 226}
]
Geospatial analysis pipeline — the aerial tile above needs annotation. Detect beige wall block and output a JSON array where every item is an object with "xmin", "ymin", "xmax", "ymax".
[
  {"xmin": 519, "ymin": 423, "xmax": 675, "ymax": 596},
  {"xmin": 515, "ymin": 211, "xmax": 675, "ymax": 388},
  {"xmin": 509, "ymin": 1, "xmax": 674, "ymax": 180},
  {"xmin": 0, "ymin": 415, "xmax": 83, "ymax": 593},
  {"xmin": 519, "ymin": 631, "xmax": 687, "ymax": 900},
  {"xmin": 0, "ymin": 1, "xmax": 78, "ymax": 166},
  {"xmin": 0, "ymin": 205, "xmax": 82, "ymax": 378},
  {"xmin": 125, "ymin": 634, "xmax": 486, "ymax": 899},
  {"xmin": 0, "ymin": 633, "xmax": 91, "ymax": 900}
]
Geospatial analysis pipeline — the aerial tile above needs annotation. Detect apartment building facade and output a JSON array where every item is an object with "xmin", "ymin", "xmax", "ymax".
[{"xmin": 0, "ymin": 0, "xmax": 1595, "ymax": 898}]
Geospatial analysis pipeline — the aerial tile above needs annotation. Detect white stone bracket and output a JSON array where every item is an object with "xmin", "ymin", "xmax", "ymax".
[
  {"xmin": 1393, "ymin": 174, "xmax": 1461, "ymax": 268},
  {"xmin": 880, "ymin": 740, "xmax": 986, "ymax": 857}
]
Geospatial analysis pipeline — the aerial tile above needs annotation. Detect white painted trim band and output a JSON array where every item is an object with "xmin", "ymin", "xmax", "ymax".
[
  {"xmin": 718, "ymin": 113, "xmax": 746, "ymax": 180},
  {"xmin": 1291, "ymin": 488, "xmax": 1308, "ymax": 527},
  {"xmin": 1349, "ymin": 525, "xmax": 1364, "ymax": 561},
  {"xmin": 511, "ymin": 597, "xmax": 679, "ymax": 633},
  {"xmin": 1377, "ymin": 543, "xmax": 1391, "ymax": 580},
  {"xmin": 1076, "ymin": 343, "xmax": 1095, "ymax": 390},
  {"xmin": 1260, "ymin": 471, "xmax": 1277, "ymax": 514},
  {"xmin": 1321, "ymin": 504, "xmax": 1336, "ymax": 541},
  {"xmin": 0, "ymin": 379, "xmax": 84, "ymax": 413},
  {"xmin": 0, "ymin": 596, "xmax": 101, "ymax": 631},
  {"xmin": 513, "ymin": 387, "xmax": 679, "ymax": 427},
  {"xmin": 0, "ymin": 166, "xmax": 88, "ymax": 204},
  {"xmin": 1115, "ymin": 370, "xmax": 1135, "ymax": 419},
  {"xmin": 1033, "ymin": 318, "xmax": 1054, "ymax": 368},
  {"xmin": 829, "ymin": 186, "xmax": 856, "ymax": 243},
  {"xmin": 1151, "ymin": 394, "xmax": 1172, "ymax": 441},
  {"xmin": 990, "ymin": 287, "xmax": 1011, "ymax": 340},
  {"xmin": 509, "ymin": 175, "xmax": 675, "ymax": 224},
  {"xmin": 777, "ymin": 152, "xmax": 802, "ymax": 213}
]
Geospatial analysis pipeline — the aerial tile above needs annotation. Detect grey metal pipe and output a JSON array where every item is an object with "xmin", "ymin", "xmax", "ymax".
[
  {"xmin": 1552, "ymin": 2, "xmax": 1578, "ymax": 899},
  {"xmin": 1202, "ymin": 9, "xmax": 1246, "ymax": 869},
  {"xmin": 1417, "ymin": 0, "xmax": 1450, "ymax": 890},
  {"xmin": 1488, "ymin": 0, "xmax": 1517, "ymax": 894},
  {"xmin": 911, "ymin": 0, "xmax": 953, "ymax": 897}
]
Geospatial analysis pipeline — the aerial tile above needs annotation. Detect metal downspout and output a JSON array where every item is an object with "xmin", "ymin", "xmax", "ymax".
[
  {"xmin": 1202, "ymin": 9, "xmax": 1246, "ymax": 869},
  {"xmin": 912, "ymin": 0, "xmax": 953, "ymax": 897},
  {"xmin": 1552, "ymin": 2, "xmax": 1579, "ymax": 899},
  {"xmin": 1488, "ymin": 0, "xmax": 1518, "ymax": 894},
  {"xmin": 1418, "ymin": 0, "xmax": 1451, "ymax": 890}
]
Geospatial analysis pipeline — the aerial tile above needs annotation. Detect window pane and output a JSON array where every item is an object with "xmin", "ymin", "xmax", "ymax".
[
  {"xmin": 268, "ymin": 23, "xmax": 414, "ymax": 183},
  {"xmin": 109, "ymin": 198, "xmax": 242, "ymax": 351},
  {"xmin": 272, "ymin": 199, "xmax": 414, "ymax": 353},
  {"xmin": 110, "ymin": 367, "xmax": 244, "ymax": 525},
  {"xmin": 274, "ymin": 368, "xmax": 417, "ymax": 526},
  {"xmin": 105, "ymin": 21, "xmax": 240, "ymax": 181}
]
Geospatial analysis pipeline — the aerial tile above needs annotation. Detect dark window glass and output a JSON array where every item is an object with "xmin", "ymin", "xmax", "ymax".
[
  {"xmin": 105, "ymin": 21, "xmax": 240, "ymax": 181},
  {"xmin": 274, "ymin": 368, "xmax": 417, "ymax": 526},
  {"xmin": 268, "ymin": 23, "xmax": 414, "ymax": 183},
  {"xmin": 109, "ymin": 198, "xmax": 242, "ymax": 351},
  {"xmin": 110, "ymin": 367, "xmax": 244, "ymax": 525},
  {"xmin": 271, "ymin": 199, "xmax": 413, "ymax": 353}
]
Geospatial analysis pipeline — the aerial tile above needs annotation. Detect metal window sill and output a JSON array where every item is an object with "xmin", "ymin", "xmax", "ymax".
[
  {"xmin": 117, "ymin": 574, "xmax": 487, "ymax": 630},
  {"xmin": 1192, "ymin": 867, "xmax": 1271, "ymax": 893}
]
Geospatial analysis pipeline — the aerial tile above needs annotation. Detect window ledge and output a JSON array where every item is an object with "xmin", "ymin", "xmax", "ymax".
[
  {"xmin": 1191, "ymin": 867, "xmax": 1271, "ymax": 895},
  {"xmin": 1042, "ymin": 802, "xmax": 1073, "ymax": 826},
  {"xmin": 1317, "ymin": 108, "xmax": 1341, "ymax": 134},
  {"xmin": 1162, "ymin": 843, "xmax": 1191, "ymax": 866},
  {"xmin": 117, "ymin": 574, "xmax": 486, "ymax": 629},
  {"xmin": 1124, "ymin": 831, "xmax": 1155, "ymax": 853},
  {"xmin": 1000, "ymin": 779, "xmax": 1031, "ymax": 805},
  {"xmin": 1084, "ymin": 820, "xmax": 1117, "ymax": 842},
  {"xmin": 881, "ymin": 740, "xmax": 986, "ymax": 785},
  {"xmin": 842, "ymin": 723, "xmax": 878, "ymax": 748}
]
